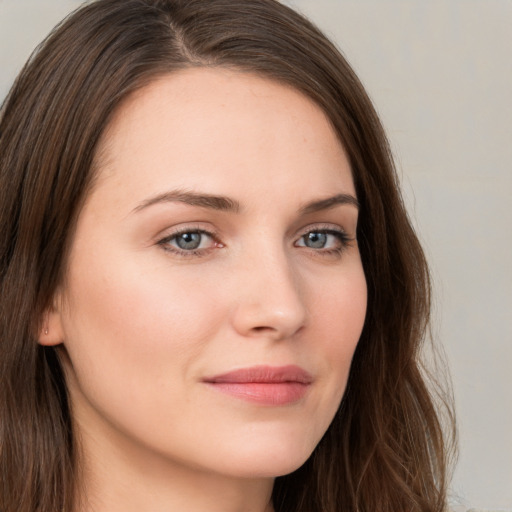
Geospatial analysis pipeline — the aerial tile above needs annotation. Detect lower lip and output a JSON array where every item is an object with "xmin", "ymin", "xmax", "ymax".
[{"xmin": 205, "ymin": 382, "xmax": 309, "ymax": 406}]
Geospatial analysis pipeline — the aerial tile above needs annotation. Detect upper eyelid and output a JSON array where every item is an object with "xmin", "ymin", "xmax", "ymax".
[
  {"xmin": 156, "ymin": 223, "xmax": 351, "ymax": 240},
  {"xmin": 156, "ymin": 225, "xmax": 217, "ymax": 247},
  {"xmin": 157, "ymin": 229, "xmax": 220, "ymax": 258},
  {"xmin": 295, "ymin": 223, "xmax": 351, "ymax": 238},
  {"xmin": 157, "ymin": 224, "xmax": 217, "ymax": 240},
  {"xmin": 295, "ymin": 228, "xmax": 351, "ymax": 245}
]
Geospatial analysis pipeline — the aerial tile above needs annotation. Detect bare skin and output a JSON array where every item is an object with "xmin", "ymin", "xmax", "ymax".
[{"xmin": 41, "ymin": 68, "xmax": 367, "ymax": 512}]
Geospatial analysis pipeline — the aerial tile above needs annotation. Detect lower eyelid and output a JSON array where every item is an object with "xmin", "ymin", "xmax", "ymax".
[
  {"xmin": 294, "ymin": 231, "xmax": 350, "ymax": 253},
  {"xmin": 157, "ymin": 226, "xmax": 352, "ymax": 256}
]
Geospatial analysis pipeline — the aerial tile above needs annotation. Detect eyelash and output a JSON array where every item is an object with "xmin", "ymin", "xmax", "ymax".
[
  {"xmin": 295, "ymin": 225, "xmax": 353, "ymax": 257},
  {"xmin": 157, "ymin": 225, "xmax": 353, "ymax": 258},
  {"xmin": 157, "ymin": 227, "xmax": 222, "ymax": 258}
]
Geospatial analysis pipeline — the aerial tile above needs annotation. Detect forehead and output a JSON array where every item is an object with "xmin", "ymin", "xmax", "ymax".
[{"xmin": 92, "ymin": 67, "xmax": 354, "ymax": 205}]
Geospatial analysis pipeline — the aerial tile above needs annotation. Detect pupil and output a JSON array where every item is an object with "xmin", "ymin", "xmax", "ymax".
[
  {"xmin": 177, "ymin": 232, "xmax": 201, "ymax": 250},
  {"xmin": 306, "ymin": 232, "xmax": 327, "ymax": 248}
]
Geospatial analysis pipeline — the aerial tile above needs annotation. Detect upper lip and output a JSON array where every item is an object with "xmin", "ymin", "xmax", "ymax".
[{"xmin": 203, "ymin": 365, "xmax": 313, "ymax": 384}]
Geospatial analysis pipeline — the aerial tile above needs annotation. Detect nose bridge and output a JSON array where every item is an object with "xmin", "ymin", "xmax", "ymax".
[{"xmin": 231, "ymin": 239, "xmax": 307, "ymax": 339}]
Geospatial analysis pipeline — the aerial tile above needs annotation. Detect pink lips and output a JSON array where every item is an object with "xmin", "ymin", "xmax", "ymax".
[{"xmin": 203, "ymin": 365, "xmax": 313, "ymax": 406}]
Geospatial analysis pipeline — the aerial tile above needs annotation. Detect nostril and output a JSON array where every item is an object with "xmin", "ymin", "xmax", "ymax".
[{"xmin": 252, "ymin": 326, "xmax": 275, "ymax": 333}]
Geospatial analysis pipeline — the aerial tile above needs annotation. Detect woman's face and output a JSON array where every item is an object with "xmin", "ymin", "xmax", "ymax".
[{"xmin": 48, "ymin": 68, "xmax": 367, "ymax": 480}]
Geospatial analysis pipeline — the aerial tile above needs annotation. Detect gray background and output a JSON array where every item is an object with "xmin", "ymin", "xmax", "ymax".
[{"xmin": 1, "ymin": 1, "xmax": 511, "ymax": 510}]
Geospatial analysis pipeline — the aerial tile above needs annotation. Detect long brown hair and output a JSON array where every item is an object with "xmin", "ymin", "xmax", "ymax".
[{"xmin": 0, "ymin": 1, "xmax": 455, "ymax": 511}]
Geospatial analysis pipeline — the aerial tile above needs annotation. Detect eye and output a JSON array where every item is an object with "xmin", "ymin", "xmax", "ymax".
[
  {"xmin": 173, "ymin": 232, "xmax": 206, "ymax": 250},
  {"xmin": 295, "ymin": 228, "xmax": 351, "ymax": 253},
  {"xmin": 158, "ymin": 229, "xmax": 220, "ymax": 255},
  {"xmin": 301, "ymin": 232, "xmax": 330, "ymax": 249}
]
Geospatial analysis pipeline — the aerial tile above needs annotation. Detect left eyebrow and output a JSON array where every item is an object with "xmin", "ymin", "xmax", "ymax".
[{"xmin": 299, "ymin": 193, "xmax": 360, "ymax": 215}]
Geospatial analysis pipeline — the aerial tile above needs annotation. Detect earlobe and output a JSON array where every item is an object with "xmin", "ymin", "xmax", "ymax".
[{"xmin": 38, "ymin": 299, "xmax": 66, "ymax": 347}]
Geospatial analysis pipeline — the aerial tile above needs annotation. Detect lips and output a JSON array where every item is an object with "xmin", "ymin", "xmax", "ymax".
[{"xmin": 203, "ymin": 365, "xmax": 313, "ymax": 405}]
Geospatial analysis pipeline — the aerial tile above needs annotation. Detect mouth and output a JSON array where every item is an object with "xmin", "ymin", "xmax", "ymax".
[{"xmin": 202, "ymin": 365, "xmax": 313, "ymax": 406}]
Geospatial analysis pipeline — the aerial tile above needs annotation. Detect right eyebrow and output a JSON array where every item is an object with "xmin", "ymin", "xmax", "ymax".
[{"xmin": 132, "ymin": 189, "xmax": 241, "ymax": 214}]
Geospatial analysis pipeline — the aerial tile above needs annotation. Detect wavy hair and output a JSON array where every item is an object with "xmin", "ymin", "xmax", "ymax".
[{"xmin": 0, "ymin": 1, "xmax": 455, "ymax": 511}]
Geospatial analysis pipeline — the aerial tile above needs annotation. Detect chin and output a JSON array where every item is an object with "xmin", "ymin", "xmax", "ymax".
[
  {"xmin": 211, "ymin": 431, "xmax": 319, "ymax": 479},
  {"xmin": 224, "ymin": 456, "xmax": 312, "ymax": 480}
]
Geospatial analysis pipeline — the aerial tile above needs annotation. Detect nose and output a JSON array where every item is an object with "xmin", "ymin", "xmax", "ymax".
[{"xmin": 230, "ymin": 249, "xmax": 307, "ymax": 341}]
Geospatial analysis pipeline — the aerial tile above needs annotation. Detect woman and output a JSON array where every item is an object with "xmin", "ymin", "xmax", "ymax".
[{"xmin": 0, "ymin": 1, "xmax": 455, "ymax": 511}]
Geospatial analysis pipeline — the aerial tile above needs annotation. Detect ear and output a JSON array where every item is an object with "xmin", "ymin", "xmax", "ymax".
[{"xmin": 38, "ymin": 294, "xmax": 66, "ymax": 347}]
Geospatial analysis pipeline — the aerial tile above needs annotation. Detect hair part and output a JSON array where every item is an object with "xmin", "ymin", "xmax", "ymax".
[{"xmin": 0, "ymin": 1, "xmax": 456, "ymax": 511}]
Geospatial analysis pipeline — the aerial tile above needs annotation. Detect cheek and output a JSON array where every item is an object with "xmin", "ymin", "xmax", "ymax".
[
  {"xmin": 59, "ymin": 252, "xmax": 225, "ymax": 407},
  {"xmin": 310, "ymin": 264, "xmax": 367, "ymax": 404},
  {"xmin": 316, "ymin": 263, "xmax": 367, "ymax": 353},
  {"xmin": 58, "ymin": 253, "xmax": 236, "ymax": 466}
]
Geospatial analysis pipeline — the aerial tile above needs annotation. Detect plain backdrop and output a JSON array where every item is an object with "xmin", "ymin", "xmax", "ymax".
[{"xmin": 1, "ymin": 1, "xmax": 511, "ymax": 510}]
